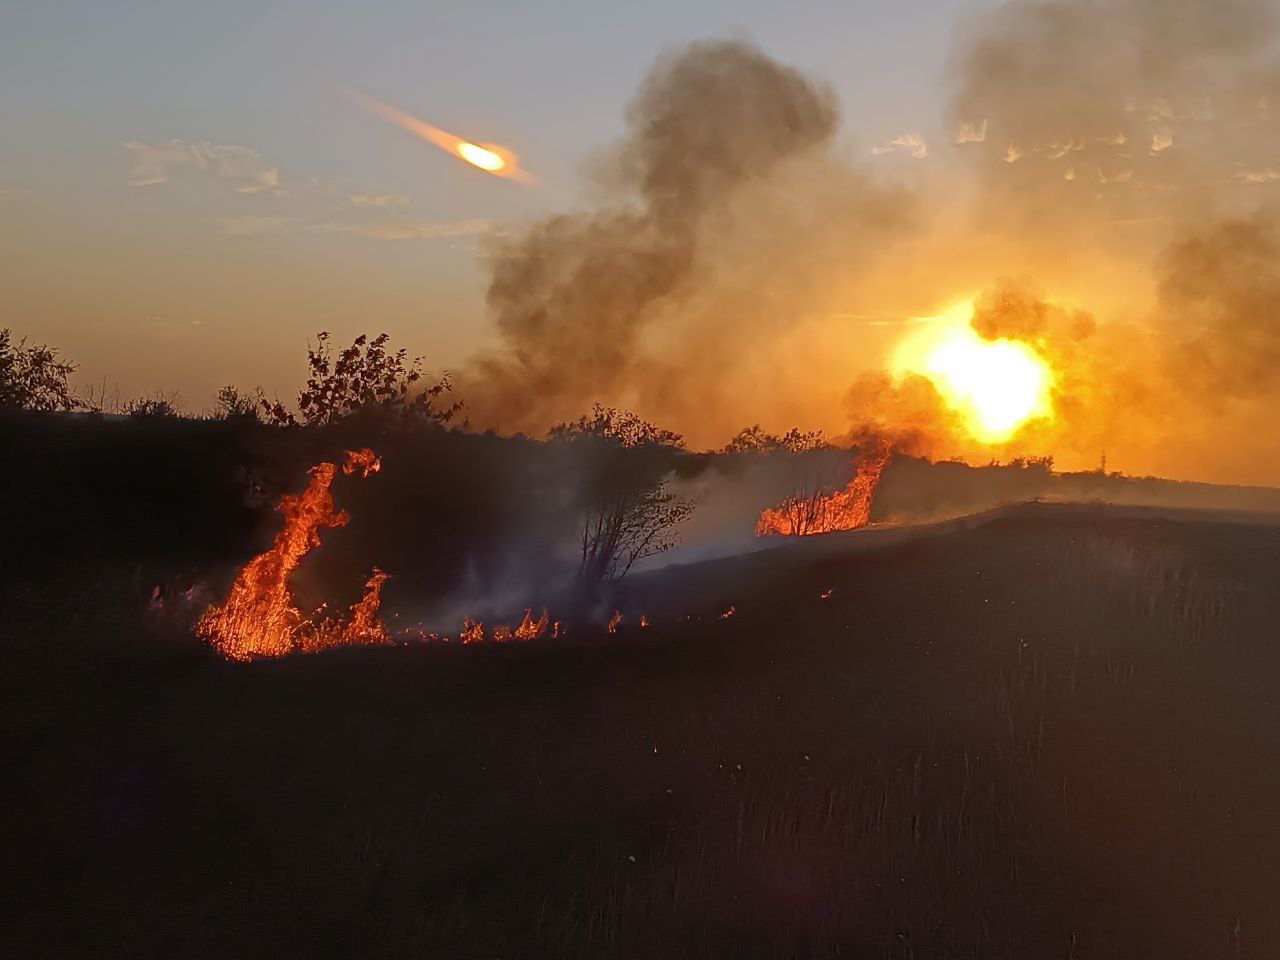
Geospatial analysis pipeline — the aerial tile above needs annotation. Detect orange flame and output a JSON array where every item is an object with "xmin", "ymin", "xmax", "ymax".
[
  {"xmin": 719, "ymin": 605, "xmax": 737, "ymax": 620},
  {"xmin": 513, "ymin": 608, "xmax": 550, "ymax": 641},
  {"xmin": 301, "ymin": 568, "xmax": 390, "ymax": 654},
  {"xmin": 756, "ymin": 439, "xmax": 893, "ymax": 537},
  {"xmin": 197, "ymin": 449, "xmax": 388, "ymax": 661},
  {"xmin": 607, "ymin": 610, "xmax": 623, "ymax": 634},
  {"xmin": 350, "ymin": 91, "xmax": 532, "ymax": 182},
  {"xmin": 461, "ymin": 617, "xmax": 484, "ymax": 644},
  {"xmin": 343, "ymin": 448, "xmax": 381, "ymax": 477}
]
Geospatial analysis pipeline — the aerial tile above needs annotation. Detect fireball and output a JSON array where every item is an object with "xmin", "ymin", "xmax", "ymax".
[
  {"xmin": 349, "ymin": 90, "xmax": 530, "ymax": 182},
  {"xmin": 893, "ymin": 302, "xmax": 1054, "ymax": 444}
]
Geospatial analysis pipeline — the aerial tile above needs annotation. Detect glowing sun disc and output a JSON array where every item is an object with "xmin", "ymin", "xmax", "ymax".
[{"xmin": 892, "ymin": 303, "xmax": 1054, "ymax": 444}]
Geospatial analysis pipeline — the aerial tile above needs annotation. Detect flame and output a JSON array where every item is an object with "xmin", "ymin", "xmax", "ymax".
[
  {"xmin": 343, "ymin": 448, "xmax": 381, "ymax": 477},
  {"xmin": 350, "ymin": 91, "xmax": 531, "ymax": 182},
  {"xmin": 513, "ymin": 608, "xmax": 550, "ymax": 640},
  {"xmin": 302, "ymin": 568, "xmax": 390, "ymax": 653},
  {"xmin": 719, "ymin": 605, "xmax": 736, "ymax": 619},
  {"xmin": 756, "ymin": 438, "xmax": 893, "ymax": 537},
  {"xmin": 197, "ymin": 449, "xmax": 388, "ymax": 661},
  {"xmin": 607, "ymin": 610, "xmax": 622, "ymax": 634},
  {"xmin": 639, "ymin": 614, "xmax": 650, "ymax": 628},
  {"xmin": 893, "ymin": 302, "xmax": 1054, "ymax": 444},
  {"xmin": 461, "ymin": 618, "xmax": 484, "ymax": 644}
]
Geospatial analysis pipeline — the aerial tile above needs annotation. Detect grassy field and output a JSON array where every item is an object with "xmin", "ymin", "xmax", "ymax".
[{"xmin": 7, "ymin": 505, "xmax": 1280, "ymax": 959}]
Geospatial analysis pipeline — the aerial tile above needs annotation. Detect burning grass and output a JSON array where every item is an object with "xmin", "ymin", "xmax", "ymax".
[
  {"xmin": 195, "ymin": 448, "xmax": 390, "ymax": 661},
  {"xmin": 755, "ymin": 438, "xmax": 893, "ymax": 537},
  {"xmin": 9, "ymin": 509, "xmax": 1277, "ymax": 959}
]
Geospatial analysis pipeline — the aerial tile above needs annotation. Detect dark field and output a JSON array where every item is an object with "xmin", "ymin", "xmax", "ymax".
[{"xmin": 8, "ymin": 490, "xmax": 1280, "ymax": 958}]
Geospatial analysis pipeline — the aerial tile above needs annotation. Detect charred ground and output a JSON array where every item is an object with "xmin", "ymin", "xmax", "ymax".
[{"xmin": 5, "ymin": 414, "xmax": 1280, "ymax": 958}]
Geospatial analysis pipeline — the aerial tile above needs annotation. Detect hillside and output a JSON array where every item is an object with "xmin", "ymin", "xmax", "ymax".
[{"xmin": 8, "ymin": 504, "xmax": 1280, "ymax": 958}]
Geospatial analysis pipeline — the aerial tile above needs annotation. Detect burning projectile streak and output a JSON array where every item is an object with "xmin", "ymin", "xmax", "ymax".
[{"xmin": 350, "ymin": 90, "xmax": 532, "ymax": 182}]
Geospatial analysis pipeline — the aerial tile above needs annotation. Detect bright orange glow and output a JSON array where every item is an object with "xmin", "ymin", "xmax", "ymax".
[
  {"xmin": 756, "ymin": 438, "xmax": 893, "ymax": 537},
  {"xmin": 461, "ymin": 618, "xmax": 484, "ymax": 644},
  {"xmin": 349, "ymin": 90, "xmax": 531, "ymax": 182},
  {"xmin": 197, "ymin": 449, "xmax": 388, "ymax": 661},
  {"xmin": 893, "ymin": 302, "xmax": 1054, "ymax": 444},
  {"xmin": 457, "ymin": 141, "xmax": 505, "ymax": 172}
]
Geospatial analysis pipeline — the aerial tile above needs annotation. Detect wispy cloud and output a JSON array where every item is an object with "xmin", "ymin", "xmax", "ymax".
[
  {"xmin": 123, "ymin": 139, "xmax": 281, "ymax": 191},
  {"xmin": 349, "ymin": 192, "xmax": 410, "ymax": 208},
  {"xmin": 128, "ymin": 137, "xmax": 481, "ymax": 242},
  {"xmin": 1235, "ymin": 164, "xmax": 1280, "ymax": 184},
  {"xmin": 954, "ymin": 119, "xmax": 988, "ymax": 144},
  {"xmin": 218, "ymin": 212, "xmax": 491, "ymax": 242},
  {"xmin": 1041, "ymin": 139, "xmax": 1084, "ymax": 159},
  {"xmin": 333, "ymin": 217, "xmax": 492, "ymax": 241},
  {"xmin": 871, "ymin": 132, "xmax": 928, "ymax": 159},
  {"xmin": 218, "ymin": 215, "xmax": 297, "ymax": 236}
]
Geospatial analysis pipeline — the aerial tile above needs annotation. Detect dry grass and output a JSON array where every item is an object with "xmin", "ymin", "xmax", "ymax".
[{"xmin": 5, "ymin": 510, "xmax": 1280, "ymax": 959}]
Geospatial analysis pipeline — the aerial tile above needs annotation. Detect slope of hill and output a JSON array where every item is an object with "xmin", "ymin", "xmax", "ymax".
[{"xmin": 8, "ymin": 504, "xmax": 1280, "ymax": 959}]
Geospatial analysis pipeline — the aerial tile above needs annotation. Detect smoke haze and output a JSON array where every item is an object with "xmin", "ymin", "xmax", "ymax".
[{"xmin": 457, "ymin": 5, "xmax": 1280, "ymax": 485}]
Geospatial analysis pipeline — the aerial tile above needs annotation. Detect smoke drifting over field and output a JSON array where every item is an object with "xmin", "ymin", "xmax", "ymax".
[{"xmin": 458, "ymin": 1, "xmax": 1280, "ymax": 485}]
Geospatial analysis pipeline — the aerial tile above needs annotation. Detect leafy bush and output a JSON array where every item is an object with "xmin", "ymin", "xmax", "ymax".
[
  {"xmin": 262, "ymin": 331, "xmax": 460, "ymax": 428},
  {"xmin": 0, "ymin": 328, "xmax": 77, "ymax": 412}
]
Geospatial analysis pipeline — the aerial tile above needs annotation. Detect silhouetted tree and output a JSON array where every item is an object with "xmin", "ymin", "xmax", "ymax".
[
  {"xmin": 550, "ymin": 403, "xmax": 686, "ymax": 450},
  {"xmin": 551, "ymin": 405, "xmax": 693, "ymax": 593},
  {"xmin": 723, "ymin": 425, "xmax": 846, "ymax": 535},
  {"xmin": 125, "ymin": 392, "xmax": 183, "ymax": 418},
  {"xmin": 212, "ymin": 385, "xmax": 262, "ymax": 421},
  {"xmin": 262, "ymin": 331, "xmax": 460, "ymax": 428},
  {"xmin": 0, "ymin": 329, "xmax": 77, "ymax": 412},
  {"xmin": 721, "ymin": 425, "xmax": 826, "ymax": 454}
]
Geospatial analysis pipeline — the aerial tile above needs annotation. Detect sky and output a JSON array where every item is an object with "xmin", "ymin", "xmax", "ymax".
[
  {"xmin": 7, "ymin": 0, "xmax": 1280, "ymax": 487},
  {"xmin": 0, "ymin": 0, "xmax": 976, "ymax": 409}
]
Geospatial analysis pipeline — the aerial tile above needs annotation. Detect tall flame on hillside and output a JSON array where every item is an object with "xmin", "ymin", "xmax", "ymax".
[
  {"xmin": 756, "ymin": 438, "xmax": 893, "ymax": 537},
  {"xmin": 197, "ymin": 449, "xmax": 388, "ymax": 661}
]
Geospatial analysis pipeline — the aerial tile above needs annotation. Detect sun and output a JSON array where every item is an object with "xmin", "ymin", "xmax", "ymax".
[{"xmin": 892, "ymin": 302, "xmax": 1055, "ymax": 444}]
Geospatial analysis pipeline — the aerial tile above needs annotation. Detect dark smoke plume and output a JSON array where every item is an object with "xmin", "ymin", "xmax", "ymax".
[
  {"xmin": 453, "ymin": 5, "xmax": 1280, "ymax": 484},
  {"xmin": 459, "ymin": 40, "xmax": 887, "ymax": 438}
]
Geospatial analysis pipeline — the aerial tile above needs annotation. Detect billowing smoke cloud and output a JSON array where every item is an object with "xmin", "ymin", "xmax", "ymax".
[
  {"xmin": 460, "ymin": 40, "xmax": 911, "ymax": 442},
  {"xmin": 455, "ymin": 6, "xmax": 1280, "ymax": 485},
  {"xmin": 1157, "ymin": 213, "xmax": 1280, "ymax": 399},
  {"xmin": 949, "ymin": 0, "xmax": 1280, "ymax": 237},
  {"xmin": 841, "ymin": 0, "xmax": 1280, "ymax": 482}
]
